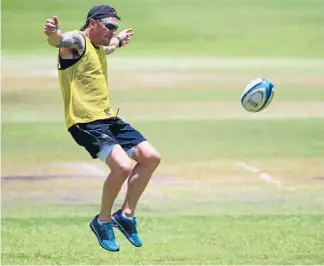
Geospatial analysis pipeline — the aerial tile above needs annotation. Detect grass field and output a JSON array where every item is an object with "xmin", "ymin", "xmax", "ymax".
[
  {"xmin": 2, "ymin": 0, "xmax": 324, "ymax": 57},
  {"xmin": 2, "ymin": 0, "xmax": 324, "ymax": 265}
]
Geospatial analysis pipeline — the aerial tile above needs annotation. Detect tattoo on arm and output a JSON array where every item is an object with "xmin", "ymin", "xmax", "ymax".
[{"xmin": 57, "ymin": 31, "xmax": 85, "ymax": 55}]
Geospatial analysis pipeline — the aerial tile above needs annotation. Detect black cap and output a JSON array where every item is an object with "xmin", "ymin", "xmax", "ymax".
[{"xmin": 80, "ymin": 5, "xmax": 121, "ymax": 31}]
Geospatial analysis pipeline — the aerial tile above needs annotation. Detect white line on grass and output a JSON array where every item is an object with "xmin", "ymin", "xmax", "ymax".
[
  {"xmin": 237, "ymin": 161, "xmax": 282, "ymax": 187},
  {"xmin": 2, "ymin": 56, "xmax": 324, "ymax": 77}
]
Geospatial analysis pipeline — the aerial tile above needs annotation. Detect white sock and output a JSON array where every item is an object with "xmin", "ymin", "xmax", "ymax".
[
  {"xmin": 97, "ymin": 217, "xmax": 109, "ymax": 225},
  {"xmin": 122, "ymin": 213, "xmax": 133, "ymax": 220}
]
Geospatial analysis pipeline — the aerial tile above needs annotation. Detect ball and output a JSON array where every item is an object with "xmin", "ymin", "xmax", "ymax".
[{"xmin": 240, "ymin": 78, "xmax": 275, "ymax": 112}]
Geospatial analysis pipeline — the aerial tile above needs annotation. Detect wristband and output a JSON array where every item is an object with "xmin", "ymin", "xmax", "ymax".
[{"xmin": 117, "ymin": 37, "xmax": 123, "ymax": 48}]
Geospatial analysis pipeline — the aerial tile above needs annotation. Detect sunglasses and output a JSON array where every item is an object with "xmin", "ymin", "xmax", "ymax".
[{"xmin": 98, "ymin": 20, "xmax": 119, "ymax": 31}]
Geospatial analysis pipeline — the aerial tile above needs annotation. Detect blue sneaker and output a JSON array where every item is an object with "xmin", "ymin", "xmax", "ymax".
[
  {"xmin": 112, "ymin": 209, "xmax": 143, "ymax": 247},
  {"xmin": 89, "ymin": 215, "xmax": 120, "ymax": 252}
]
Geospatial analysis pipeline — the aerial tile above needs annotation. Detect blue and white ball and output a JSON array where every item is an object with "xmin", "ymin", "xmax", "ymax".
[{"xmin": 241, "ymin": 78, "xmax": 275, "ymax": 112}]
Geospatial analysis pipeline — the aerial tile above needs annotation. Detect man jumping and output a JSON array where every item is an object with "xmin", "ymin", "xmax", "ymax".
[{"xmin": 43, "ymin": 4, "xmax": 161, "ymax": 252}]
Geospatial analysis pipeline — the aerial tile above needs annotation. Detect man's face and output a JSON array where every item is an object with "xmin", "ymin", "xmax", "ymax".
[{"xmin": 93, "ymin": 17, "xmax": 119, "ymax": 46}]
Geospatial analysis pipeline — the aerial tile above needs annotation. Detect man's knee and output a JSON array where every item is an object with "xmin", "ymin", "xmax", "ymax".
[
  {"xmin": 140, "ymin": 149, "xmax": 161, "ymax": 169},
  {"xmin": 133, "ymin": 141, "xmax": 161, "ymax": 168},
  {"xmin": 106, "ymin": 145, "xmax": 133, "ymax": 178},
  {"xmin": 111, "ymin": 162, "xmax": 133, "ymax": 178},
  {"xmin": 146, "ymin": 151, "xmax": 161, "ymax": 167}
]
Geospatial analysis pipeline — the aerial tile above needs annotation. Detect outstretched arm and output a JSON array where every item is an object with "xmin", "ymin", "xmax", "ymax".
[
  {"xmin": 104, "ymin": 28, "xmax": 134, "ymax": 55},
  {"xmin": 44, "ymin": 16, "xmax": 62, "ymax": 47},
  {"xmin": 44, "ymin": 16, "xmax": 85, "ymax": 57}
]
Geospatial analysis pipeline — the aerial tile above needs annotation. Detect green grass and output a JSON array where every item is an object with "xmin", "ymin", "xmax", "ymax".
[
  {"xmin": 2, "ymin": 85, "xmax": 324, "ymax": 103},
  {"xmin": 111, "ymin": 86, "xmax": 324, "ymax": 102},
  {"xmin": 2, "ymin": 208, "xmax": 324, "ymax": 265},
  {"xmin": 2, "ymin": 0, "xmax": 324, "ymax": 262},
  {"xmin": 2, "ymin": 118, "xmax": 324, "ymax": 167},
  {"xmin": 2, "ymin": 0, "xmax": 324, "ymax": 56},
  {"xmin": 3, "ymin": 104, "xmax": 324, "ymax": 264}
]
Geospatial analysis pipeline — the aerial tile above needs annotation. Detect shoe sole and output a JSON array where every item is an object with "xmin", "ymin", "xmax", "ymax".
[
  {"xmin": 111, "ymin": 217, "xmax": 142, "ymax": 247},
  {"xmin": 89, "ymin": 221, "xmax": 120, "ymax": 252}
]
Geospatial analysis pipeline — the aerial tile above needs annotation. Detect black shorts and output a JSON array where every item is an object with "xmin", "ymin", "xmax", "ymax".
[{"xmin": 68, "ymin": 117, "xmax": 146, "ymax": 159}]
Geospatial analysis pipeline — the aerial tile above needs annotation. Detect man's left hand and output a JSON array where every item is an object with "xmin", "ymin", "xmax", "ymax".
[{"xmin": 117, "ymin": 28, "xmax": 134, "ymax": 47}]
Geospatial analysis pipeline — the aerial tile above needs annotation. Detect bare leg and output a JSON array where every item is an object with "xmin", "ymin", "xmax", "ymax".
[
  {"xmin": 121, "ymin": 141, "xmax": 161, "ymax": 217},
  {"xmin": 98, "ymin": 145, "xmax": 133, "ymax": 222}
]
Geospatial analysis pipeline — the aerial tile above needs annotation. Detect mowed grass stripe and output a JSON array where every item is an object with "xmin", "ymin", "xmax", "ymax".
[{"xmin": 2, "ymin": 214, "xmax": 324, "ymax": 264}]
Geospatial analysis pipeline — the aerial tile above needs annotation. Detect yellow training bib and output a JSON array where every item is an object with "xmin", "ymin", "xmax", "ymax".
[{"xmin": 58, "ymin": 32, "xmax": 115, "ymax": 128}]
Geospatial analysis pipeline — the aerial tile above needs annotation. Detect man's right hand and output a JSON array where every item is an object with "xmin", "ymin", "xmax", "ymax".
[
  {"xmin": 43, "ymin": 15, "xmax": 85, "ymax": 57},
  {"xmin": 44, "ymin": 16, "xmax": 60, "ymax": 36}
]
